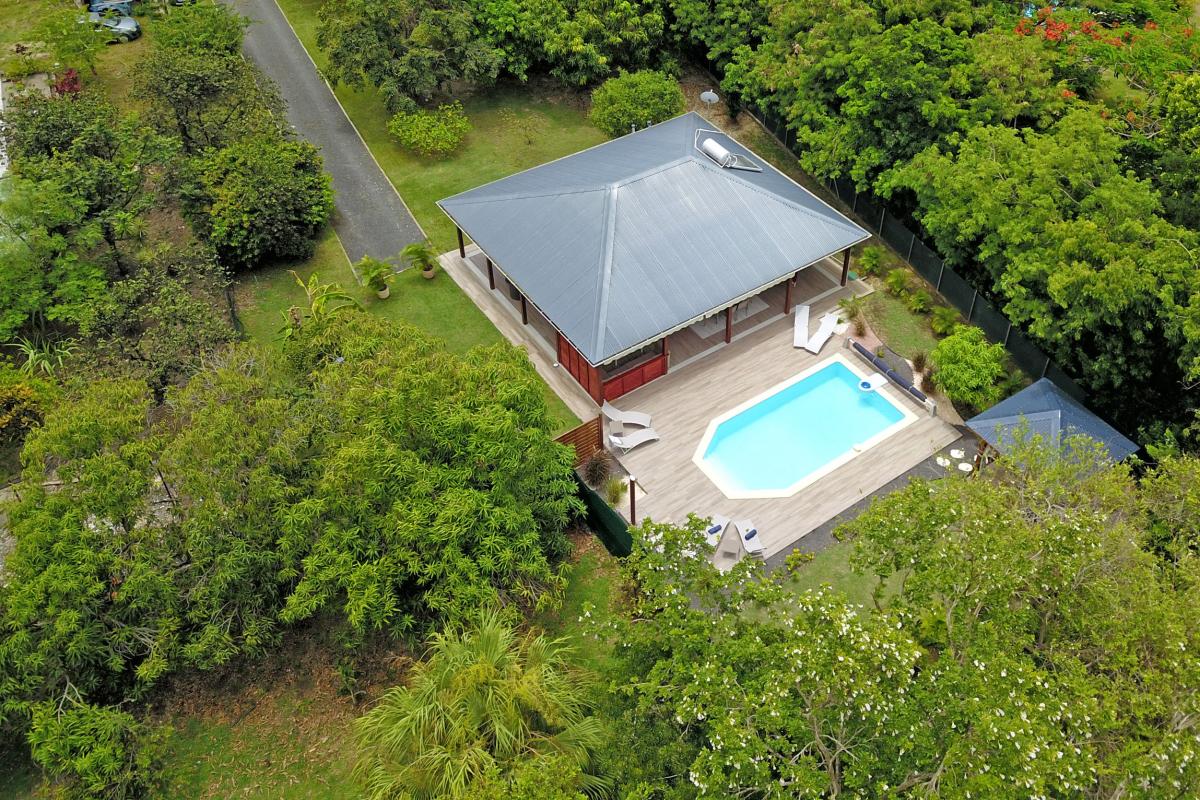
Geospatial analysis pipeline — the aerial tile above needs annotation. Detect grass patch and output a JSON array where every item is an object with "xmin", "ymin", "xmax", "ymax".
[
  {"xmin": 0, "ymin": 747, "xmax": 40, "ymax": 800},
  {"xmin": 0, "ymin": 0, "xmax": 58, "ymax": 50},
  {"xmin": 862, "ymin": 291, "xmax": 939, "ymax": 359},
  {"xmin": 273, "ymin": 0, "xmax": 607, "ymax": 252},
  {"xmin": 534, "ymin": 534, "xmax": 621, "ymax": 674},
  {"xmin": 778, "ymin": 539, "xmax": 899, "ymax": 609},
  {"xmin": 234, "ymin": 228, "xmax": 579, "ymax": 433}
]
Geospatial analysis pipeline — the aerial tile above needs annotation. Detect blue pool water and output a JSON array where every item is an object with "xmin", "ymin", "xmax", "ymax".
[{"xmin": 698, "ymin": 361, "xmax": 906, "ymax": 496}]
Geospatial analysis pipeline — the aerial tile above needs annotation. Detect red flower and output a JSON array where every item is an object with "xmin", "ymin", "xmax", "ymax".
[
  {"xmin": 1061, "ymin": 89, "xmax": 1076, "ymax": 98},
  {"xmin": 1143, "ymin": 20, "xmax": 1158, "ymax": 30}
]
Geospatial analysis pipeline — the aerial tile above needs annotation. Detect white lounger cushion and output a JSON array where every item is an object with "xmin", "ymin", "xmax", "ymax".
[
  {"xmin": 705, "ymin": 515, "xmax": 730, "ymax": 549},
  {"xmin": 792, "ymin": 304, "xmax": 810, "ymax": 349},
  {"xmin": 735, "ymin": 519, "xmax": 764, "ymax": 556},
  {"xmin": 602, "ymin": 400, "xmax": 651, "ymax": 428},
  {"xmin": 803, "ymin": 314, "xmax": 838, "ymax": 355},
  {"xmin": 609, "ymin": 427, "xmax": 660, "ymax": 452}
]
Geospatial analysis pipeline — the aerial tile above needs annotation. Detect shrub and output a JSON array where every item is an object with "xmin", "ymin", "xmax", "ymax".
[
  {"xmin": 931, "ymin": 305, "xmax": 960, "ymax": 336},
  {"xmin": 0, "ymin": 365, "xmax": 57, "ymax": 447},
  {"xmin": 911, "ymin": 351, "xmax": 929, "ymax": 373},
  {"xmin": 884, "ymin": 268, "xmax": 911, "ymax": 297},
  {"xmin": 590, "ymin": 70, "xmax": 686, "ymax": 138},
  {"xmin": 387, "ymin": 102, "xmax": 471, "ymax": 158},
  {"xmin": 930, "ymin": 325, "xmax": 1007, "ymax": 410},
  {"xmin": 28, "ymin": 701, "xmax": 168, "ymax": 800},
  {"xmin": 183, "ymin": 135, "xmax": 334, "ymax": 269},
  {"xmin": 582, "ymin": 450, "xmax": 614, "ymax": 487},
  {"xmin": 604, "ymin": 475, "xmax": 629, "ymax": 506},
  {"xmin": 907, "ymin": 288, "xmax": 933, "ymax": 314},
  {"xmin": 856, "ymin": 245, "xmax": 886, "ymax": 276}
]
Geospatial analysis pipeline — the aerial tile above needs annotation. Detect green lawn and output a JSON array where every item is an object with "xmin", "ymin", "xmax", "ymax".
[
  {"xmin": 534, "ymin": 539, "xmax": 621, "ymax": 674},
  {"xmin": 862, "ymin": 291, "xmax": 940, "ymax": 359},
  {"xmin": 273, "ymin": 0, "xmax": 608, "ymax": 252},
  {"xmin": 0, "ymin": 0, "xmax": 58, "ymax": 50},
  {"xmin": 235, "ymin": 229, "xmax": 579, "ymax": 433},
  {"xmin": 778, "ymin": 539, "xmax": 898, "ymax": 609}
]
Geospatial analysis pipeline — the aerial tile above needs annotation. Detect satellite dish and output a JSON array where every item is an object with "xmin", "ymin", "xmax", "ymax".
[{"xmin": 700, "ymin": 89, "xmax": 720, "ymax": 106}]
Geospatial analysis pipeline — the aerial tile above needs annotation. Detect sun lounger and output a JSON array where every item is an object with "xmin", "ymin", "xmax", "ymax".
[
  {"xmin": 735, "ymin": 519, "xmax": 764, "ymax": 558},
  {"xmin": 803, "ymin": 314, "xmax": 838, "ymax": 355},
  {"xmin": 609, "ymin": 427, "xmax": 660, "ymax": 452},
  {"xmin": 704, "ymin": 515, "xmax": 730, "ymax": 550},
  {"xmin": 792, "ymin": 304, "xmax": 810, "ymax": 349},
  {"xmin": 602, "ymin": 400, "xmax": 651, "ymax": 428}
]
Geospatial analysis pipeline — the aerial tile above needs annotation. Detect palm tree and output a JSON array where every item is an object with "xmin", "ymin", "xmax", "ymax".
[{"xmin": 355, "ymin": 610, "xmax": 607, "ymax": 800}]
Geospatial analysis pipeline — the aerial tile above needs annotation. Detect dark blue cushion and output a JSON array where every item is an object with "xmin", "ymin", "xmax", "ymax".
[{"xmin": 744, "ymin": 528, "xmax": 758, "ymax": 540}]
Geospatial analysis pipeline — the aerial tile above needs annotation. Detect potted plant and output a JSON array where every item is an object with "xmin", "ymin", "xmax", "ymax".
[
  {"xmin": 401, "ymin": 241, "xmax": 439, "ymax": 280},
  {"xmin": 357, "ymin": 256, "xmax": 396, "ymax": 299}
]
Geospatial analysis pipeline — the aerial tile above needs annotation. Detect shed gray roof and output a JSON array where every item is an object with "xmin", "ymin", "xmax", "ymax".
[
  {"xmin": 967, "ymin": 379, "xmax": 1138, "ymax": 461},
  {"xmin": 438, "ymin": 112, "xmax": 868, "ymax": 364}
]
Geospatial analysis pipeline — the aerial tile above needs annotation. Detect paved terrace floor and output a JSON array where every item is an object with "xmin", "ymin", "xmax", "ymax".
[
  {"xmin": 442, "ymin": 246, "xmax": 960, "ymax": 560},
  {"xmin": 615, "ymin": 321, "xmax": 959, "ymax": 560}
]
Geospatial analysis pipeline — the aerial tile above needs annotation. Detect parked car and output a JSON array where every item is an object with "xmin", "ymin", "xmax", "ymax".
[
  {"xmin": 85, "ymin": 10, "xmax": 141, "ymax": 43},
  {"xmin": 88, "ymin": 0, "xmax": 134, "ymax": 14}
]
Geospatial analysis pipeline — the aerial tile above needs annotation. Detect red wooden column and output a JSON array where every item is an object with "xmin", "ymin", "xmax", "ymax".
[
  {"xmin": 840, "ymin": 249, "xmax": 851, "ymax": 286},
  {"xmin": 485, "ymin": 258, "xmax": 496, "ymax": 290},
  {"xmin": 725, "ymin": 307, "xmax": 733, "ymax": 343},
  {"xmin": 784, "ymin": 278, "xmax": 793, "ymax": 314},
  {"xmin": 662, "ymin": 336, "xmax": 670, "ymax": 366},
  {"xmin": 457, "ymin": 228, "xmax": 466, "ymax": 258},
  {"xmin": 520, "ymin": 295, "xmax": 529, "ymax": 325}
]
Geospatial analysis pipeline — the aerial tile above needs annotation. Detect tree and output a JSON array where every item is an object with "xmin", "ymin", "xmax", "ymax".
[
  {"xmin": 77, "ymin": 246, "xmax": 236, "ymax": 399},
  {"xmin": 839, "ymin": 435, "xmax": 1200, "ymax": 796},
  {"xmin": 891, "ymin": 110, "xmax": 1200, "ymax": 434},
  {"xmin": 182, "ymin": 135, "xmax": 334, "ymax": 268},
  {"xmin": 598, "ymin": 516, "xmax": 923, "ymax": 799},
  {"xmin": 589, "ymin": 70, "xmax": 686, "ymax": 137},
  {"xmin": 37, "ymin": 8, "xmax": 103, "ymax": 75},
  {"xmin": 135, "ymin": 4, "xmax": 283, "ymax": 155},
  {"xmin": 316, "ymin": 0, "xmax": 503, "ymax": 111},
  {"xmin": 479, "ymin": 0, "xmax": 668, "ymax": 87},
  {"xmin": 354, "ymin": 610, "xmax": 605, "ymax": 799},
  {"xmin": 929, "ymin": 324, "xmax": 1007, "ymax": 410},
  {"xmin": 27, "ymin": 700, "xmax": 168, "ymax": 800},
  {"xmin": 276, "ymin": 313, "xmax": 581, "ymax": 636}
]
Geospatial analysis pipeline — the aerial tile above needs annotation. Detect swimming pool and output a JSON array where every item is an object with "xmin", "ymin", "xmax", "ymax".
[{"xmin": 693, "ymin": 354, "xmax": 918, "ymax": 498}]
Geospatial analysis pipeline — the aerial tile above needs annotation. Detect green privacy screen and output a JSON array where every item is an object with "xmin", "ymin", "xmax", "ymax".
[{"xmin": 572, "ymin": 473, "xmax": 632, "ymax": 557}]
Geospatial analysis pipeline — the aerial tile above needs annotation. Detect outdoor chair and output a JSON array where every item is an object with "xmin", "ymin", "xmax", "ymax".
[
  {"xmin": 602, "ymin": 400, "xmax": 652, "ymax": 428},
  {"xmin": 609, "ymin": 427, "xmax": 660, "ymax": 453},
  {"xmin": 705, "ymin": 515, "xmax": 730, "ymax": 550},
  {"xmin": 735, "ymin": 519, "xmax": 764, "ymax": 558},
  {"xmin": 792, "ymin": 304, "xmax": 810, "ymax": 349},
  {"xmin": 803, "ymin": 313, "xmax": 838, "ymax": 355}
]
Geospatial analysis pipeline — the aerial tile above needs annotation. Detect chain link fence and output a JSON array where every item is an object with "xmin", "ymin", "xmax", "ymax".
[{"xmin": 741, "ymin": 103, "xmax": 1085, "ymax": 401}]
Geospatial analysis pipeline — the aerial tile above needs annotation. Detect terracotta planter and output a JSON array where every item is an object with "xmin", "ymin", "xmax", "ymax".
[
  {"xmin": 422, "ymin": 268, "xmax": 435, "ymax": 280},
  {"xmin": 376, "ymin": 286, "xmax": 390, "ymax": 299}
]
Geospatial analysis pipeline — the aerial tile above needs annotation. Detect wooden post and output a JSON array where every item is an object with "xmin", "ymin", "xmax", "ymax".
[
  {"xmin": 520, "ymin": 295, "xmax": 529, "ymax": 325},
  {"xmin": 662, "ymin": 336, "xmax": 669, "ymax": 362},
  {"xmin": 784, "ymin": 278, "xmax": 793, "ymax": 314},
  {"xmin": 457, "ymin": 228, "xmax": 466, "ymax": 258},
  {"xmin": 725, "ymin": 307, "xmax": 733, "ymax": 343},
  {"xmin": 486, "ymin": 258, "xmax": 495, "ymax": 290},
  {"xmin": 629, "ymin": 476, "xmax": 636, "ymax": 523},
  {"xmin": 840, "ymin": 249, "xmax": 851, "ymax": 287}
]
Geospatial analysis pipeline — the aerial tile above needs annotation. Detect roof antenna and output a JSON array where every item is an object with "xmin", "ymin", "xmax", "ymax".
[{"xmin": 700, "ymin": 89, "xmax": 720, "ymax": 112}]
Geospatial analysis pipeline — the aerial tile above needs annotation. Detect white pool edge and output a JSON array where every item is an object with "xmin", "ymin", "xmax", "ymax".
[{"xmin": 691, "ymin": 352, "xmax": 920, "ymax": 500}]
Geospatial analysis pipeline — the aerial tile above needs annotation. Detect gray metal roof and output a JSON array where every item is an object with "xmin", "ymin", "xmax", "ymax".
[
  {"xmin": 967, "ymin": 379, "xmax": 1138, "ymax": 461},
  {"xmin": 438, "ymin": 112, "xmax": 869, "ymax": 364}
]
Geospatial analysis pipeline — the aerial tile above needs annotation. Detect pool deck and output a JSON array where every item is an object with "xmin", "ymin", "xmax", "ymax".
[
  {"xmin": 442, "ymin": 244, "xmax": 960, "ymax": 563},
  {"xmin": 614, "ymin": 318, "xmax": 959, "ymax": 562}
]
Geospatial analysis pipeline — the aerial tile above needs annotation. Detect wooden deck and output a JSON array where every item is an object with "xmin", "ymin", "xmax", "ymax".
[
  {"xmin": 614, "ymin": 317, "xmax": 959, "ymax": 561},
  {"xmin": 443, "ymin": 244, "xmax": 958, "ymax": 560}
]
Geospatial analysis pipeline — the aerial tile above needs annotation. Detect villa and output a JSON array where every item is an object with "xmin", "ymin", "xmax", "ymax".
[
  {"xmin": 438, "ymin": 112, "xmax": 870, "ymax": 402},
  {"xmin": 439, "ymin": 112, "xmax": 960, "ymax": 561}
]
